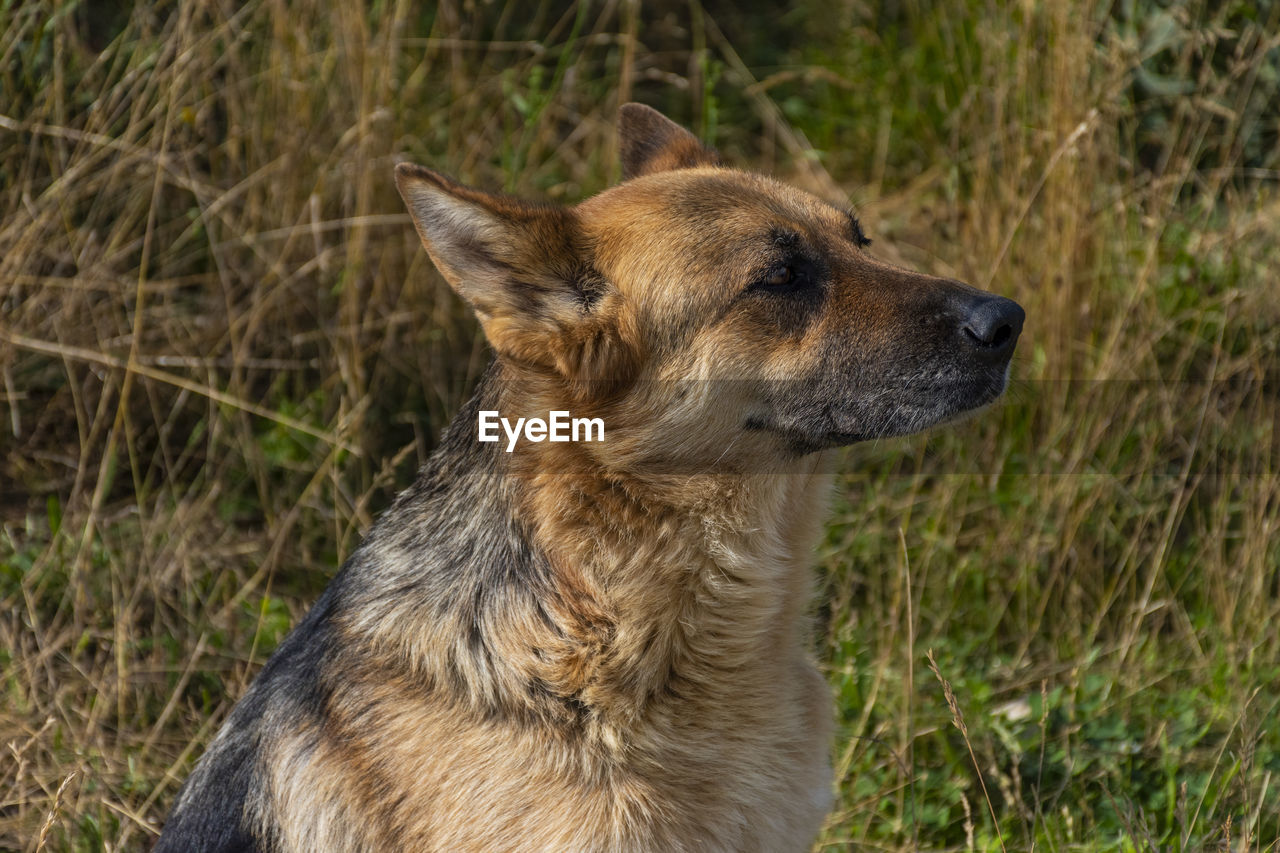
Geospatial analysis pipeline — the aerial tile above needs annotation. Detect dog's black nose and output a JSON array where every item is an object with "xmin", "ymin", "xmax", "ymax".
[{"xmin": 961, "ymin": 295, "xmax": 1024, "ymax": 357}]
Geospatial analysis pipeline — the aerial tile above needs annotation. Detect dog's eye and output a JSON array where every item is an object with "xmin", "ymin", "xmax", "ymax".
[
  {"xmin": 754, "ymin": 265, "xmax": 811, "ymax": 293},
  {"xmin": 763, "ymin": 267, "xmax": 794, "ymax": 288}
]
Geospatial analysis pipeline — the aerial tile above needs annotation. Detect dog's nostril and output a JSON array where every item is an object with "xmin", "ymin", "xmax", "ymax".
[
  {"xmin": 969, "ymin": 323, "xmax": 1011, "ymax": 349},
  {"xmin": 961, "ymin": 296, "xmax": 1024, "ymax": 353}
]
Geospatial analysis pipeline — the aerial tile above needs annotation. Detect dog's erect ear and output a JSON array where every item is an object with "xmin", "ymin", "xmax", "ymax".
[
  {"xmin": 395, "ymin": 163, "xmax": 636, "ymax": 388},
  {"xmin": 618, "ymin": 103, "xmax": 720, "ymax": 180}
]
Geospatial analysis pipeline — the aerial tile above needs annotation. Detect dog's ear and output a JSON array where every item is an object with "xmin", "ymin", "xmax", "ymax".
[
  {"xmin": 396, "ymin": 163, "xmax": 637, "ymax": 390},
  {"xmin": 618, "ymin": 103, "xmax": 720, "ymax": 180}
]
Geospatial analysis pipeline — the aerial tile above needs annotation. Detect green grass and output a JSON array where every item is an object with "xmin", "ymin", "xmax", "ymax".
[{"xmin": 1, "ymin": 1, "xmax": 1277, "ymax": 850}]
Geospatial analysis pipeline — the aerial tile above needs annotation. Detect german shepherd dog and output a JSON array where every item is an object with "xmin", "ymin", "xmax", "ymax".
[{"xmin": 157, "ymin": 104, "xmax": 1023, "ymax": 852}]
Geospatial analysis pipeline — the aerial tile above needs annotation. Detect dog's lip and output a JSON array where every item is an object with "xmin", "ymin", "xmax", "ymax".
[
  {"xmin": 745, "ymin": 417, "xmax": 871, "ymax": 450},
  {"xmin": 748, "ymin": 370, "xmax": 1013, "ymax": 451},
  {"xmin": 823, "ymin": 430, "xmax": 871, "ymax": 444}
]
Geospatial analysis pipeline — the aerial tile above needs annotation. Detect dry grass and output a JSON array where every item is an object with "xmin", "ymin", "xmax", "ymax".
[{"xmin": 1, "ymin": 1, "xmax": 1277, "ymax": 850}]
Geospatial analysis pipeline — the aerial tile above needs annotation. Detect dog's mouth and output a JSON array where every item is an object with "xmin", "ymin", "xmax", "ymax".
[{"xmin": 754, "ymin": 368, "xmax": 1012, "ymax": 454}]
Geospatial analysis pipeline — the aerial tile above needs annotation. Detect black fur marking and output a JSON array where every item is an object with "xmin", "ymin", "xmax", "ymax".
[
  {"xmin": 770, "ymin": 228, "xmax": 801, "ymax": 251},
  {"xmin": 571, "ymin": 267, "xmax": 608, "ymax": 310},
  {"xmin": 844, "ymin": 210, "xmax": 871, "ymax": 248},
  {"xmin": 155, "ymin": 580, "xmax": 345, "ymax": 852}
]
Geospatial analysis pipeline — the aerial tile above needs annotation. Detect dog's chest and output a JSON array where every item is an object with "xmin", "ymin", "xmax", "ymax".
[
  {"xmin": 624, "ymin": 659, "xmax": 834, "ymax": 851},
  {"xmin": 264, "ymin": 654, "xmax": 832, "ymax": 853},
  {"xmin": 419, "ymin": 662, "xmax": 832, "ymax": 852}
]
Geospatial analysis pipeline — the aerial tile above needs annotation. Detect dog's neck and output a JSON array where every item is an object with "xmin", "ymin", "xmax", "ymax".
[
  {"xmin": 348, "ymin": 367, "xmax": 832, "ymax": 743},
  {"xmin": 513, "ymin": 427, "xmax": 834, "ymax": 736}
]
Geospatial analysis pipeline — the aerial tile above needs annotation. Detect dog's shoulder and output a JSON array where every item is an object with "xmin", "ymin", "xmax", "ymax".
[{"xmin": 156, "ymin": 575, "xmax": 351, "ymax": 850}]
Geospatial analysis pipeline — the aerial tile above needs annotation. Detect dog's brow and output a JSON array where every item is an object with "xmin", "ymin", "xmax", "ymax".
[
  {"xmin": 770, "ymin": 228, "xmax": 801, "ymax": 250},
  {"xmin": 843, "ymin": 209, "xmax": 871, "ymax": 248}
]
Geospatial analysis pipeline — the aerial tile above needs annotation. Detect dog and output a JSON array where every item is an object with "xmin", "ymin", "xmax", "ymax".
[{"xmin": 156, "ymin": 103, "xmax": 1023, "ymax": 852}]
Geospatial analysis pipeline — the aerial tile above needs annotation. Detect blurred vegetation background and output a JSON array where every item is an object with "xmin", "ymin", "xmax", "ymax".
[{"xmin": 1, "ymin": 1, "xmax": 1277, "ymax": 850}]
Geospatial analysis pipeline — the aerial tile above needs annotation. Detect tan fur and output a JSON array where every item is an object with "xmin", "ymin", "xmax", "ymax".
[
  {"xmin": 160, "ymin": 103, "xmax": 1023, "ymax": 853},
  {"xmin": 259, "ymin": 469, "xmax": 833, "ymax": 852}
]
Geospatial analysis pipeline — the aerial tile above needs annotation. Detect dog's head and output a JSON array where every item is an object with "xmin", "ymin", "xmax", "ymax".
[{"xmin": 397, "ymin": 104, "xmax": 1023, "ymax": 472}]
